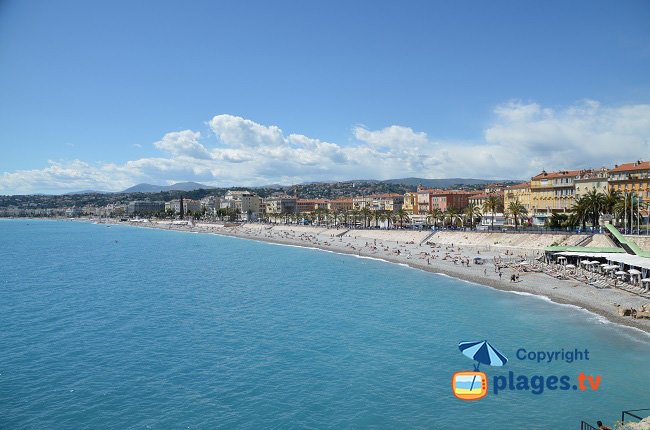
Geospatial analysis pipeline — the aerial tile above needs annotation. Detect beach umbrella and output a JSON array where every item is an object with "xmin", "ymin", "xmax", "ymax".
[
  {"xmin": 565, "ymin": 264, "xmax": 576, "ymax": 269},
  {"xmin": 459, "ymin": 340, "xmax": 508, "ymax": 368},
  {"xmin": 458, "ymin": 340, "xmax": 508, "ymax": 391},
  {"xmin": 628, "ymin": 269, "xmax": 641, "ymax": 275},
  {"xmin": 615, "ymin": 271, "xmax": 627, "ymax": 276},
  {"xmin": 642, "ymin": 278, "xmax": 650, "ymax": 283}
]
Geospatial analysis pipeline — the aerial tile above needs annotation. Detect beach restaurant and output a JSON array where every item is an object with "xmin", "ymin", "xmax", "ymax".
[{"xmin": 546, "ymin": 249, "xmax": 650, "ymax": 289}]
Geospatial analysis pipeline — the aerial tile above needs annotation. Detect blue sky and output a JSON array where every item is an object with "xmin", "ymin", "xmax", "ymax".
[{"xmin": 1, "ymin": 0, "xmax": 649, "ymax": 194}]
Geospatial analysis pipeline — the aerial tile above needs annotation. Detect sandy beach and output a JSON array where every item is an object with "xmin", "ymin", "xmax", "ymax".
[{"xmin": 100, "ymin": 219, "xmax": 650, "ymax": 336}]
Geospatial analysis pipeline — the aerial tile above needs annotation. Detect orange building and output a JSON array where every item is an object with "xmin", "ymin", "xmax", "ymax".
[{"xmin": 608, "ymin": 160, "xmax": 650, "ymax": 200}]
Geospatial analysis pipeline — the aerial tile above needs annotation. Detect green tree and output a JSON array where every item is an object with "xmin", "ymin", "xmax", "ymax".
[
  {"xmin": 508, "ymin": 200, "xmax": 528, "ymax": 230},
  {"xmin": 395, "ymin": 208, "xmax": 409, "ymax": 228}
]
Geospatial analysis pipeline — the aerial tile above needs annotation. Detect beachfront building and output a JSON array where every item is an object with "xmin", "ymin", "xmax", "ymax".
[
  {"xmin": 414, "ymin": 188, "xmax": 440, "ymax": 214},
  {"xmin": 296, "ymin": 199, "xmax": 329, "ymax": 213},
  {"xmin": 608, "ymin": 160, "xmax": 650, "ymax": 200},
  {"xmin": 530, "ymin": 170, "xmax": 582, "ymax": 225},
  {"xmin": 430, "ymin": 190, "xmax": 473, "ymax": 212},
  {"xmin": 265, "ymin": 196, "xmax": 297, "ymax": 215},
  {"xmin": 353, "ymin": 194, "xmax": 404, "ymax": 212},
  {"xmin": 574, "ymin": 168, "xmax": 609, "ymax": 200},
  {"xmin": 167, "ymin": 198, "xmax": 201, "ymax": 215},
  {"xmin": 65, "ymin": 206, "xmax": 82, "ymax": 217},
  {"xmin": 403, "ymin": 192, "xmax": 417, "ymax": 214},
  {"xmin": 220, "ymin": 191, "xmax": 261, "ymax": 221},
  {"xmin": 327, "ymin": 198, "xmax": 353, "ymax": 212},
  {"xmin": 411, "ymin": 187, "xmax": 474, "ymax": 216},
  {"xmin": 127, "ymin": 200, "xmax": 165, "ymax": 216},
  {"xmin": 468, "ymin": 192, "xmax": 503, "ymax": 212},
  {"xmin": 200, "ymin": 196, "xmax": 221, "ymax": 211},
  {"xmin": 503, "ymin": 182, "xmax": 532, "ymax": 226},
  {"xmin": 504, "ymin": 182, "xmax": 532, "ymax": 212}
]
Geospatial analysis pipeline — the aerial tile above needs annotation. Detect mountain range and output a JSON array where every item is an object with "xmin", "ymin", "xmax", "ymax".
[
  {"xmin": 62, "ymin": 177, "xmax": 518, "ymax": 195},
  {"xmin": 120, "ymin": 182, "xmax": 216, "ymax": 193}
]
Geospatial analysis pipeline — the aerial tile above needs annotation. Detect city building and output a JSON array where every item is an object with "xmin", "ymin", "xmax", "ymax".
[
  {"xmin": 608, "ymin": 160, "xmax": 650, "ymax": 200},
  {"xmin": 127, "ymin": 201, "xmax": 165, "ymax": 216},
  {"xmin": 221, "ymin": 191, "xmax": 261, "ymax": 221},
  {"xmin": 65, "ymin": 206, "xmax": 82, "ymax": 217},
  {"xmin": 265, "ymin": 196, "xmax": 298, "ymax": 215},
  {"xmin": 574, "ymin": 168, "xmax": 609, "ymax": 200},
  {"xmin": 430, "ymin": 190, "xmax": 473, "ymax": 212},
  {"xmin": 296, "ymin": 199, "xmax": 328, "ymax": 213},
  {"xmin": 353, "ymin": 194, "xmax": 404, "ymax": 212},
  {"xmin": 166, "ymin": 198, "xmax": 201, "ymax": 215},
  {"xmin": 530, "ymin": 169, "xmax": 582, "ymax": 225},
  {"xmin": 403, "ymin": 192, "xmax": 417, "ymax": 214},
  {"xmin": 200, "ymin": 196, "xmax": 221, "ymax": 215},
  {"xmin": 468, "ymin": 192, "xmax": 503, "ymax": 213},
  {"xmin": 327, "ymin": 198, "xmax": 353, "ymax": 212},
  {"xmin": 504, "ymin": 182, "xmax": 532, "ymax": 226}
]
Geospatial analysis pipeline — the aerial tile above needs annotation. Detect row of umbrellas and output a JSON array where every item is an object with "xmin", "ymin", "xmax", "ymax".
[{"xmin": 557, "ymin": 258, "xmax": 648, "ymax": 282}]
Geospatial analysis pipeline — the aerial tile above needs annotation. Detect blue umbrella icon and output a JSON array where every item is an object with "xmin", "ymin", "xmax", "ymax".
[{"xmin": 459, "ymin": 340, "xmax": 508, "ymax": 390}]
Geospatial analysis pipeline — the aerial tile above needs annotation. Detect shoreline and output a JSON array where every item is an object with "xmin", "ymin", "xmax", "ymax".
[
  {"xmin": 30, "ymin": 217, "xmax": 650, "ymax": 337},
  {"xmin": 211, "ymin": 227, "xmax": 650, "ymax": 337}
]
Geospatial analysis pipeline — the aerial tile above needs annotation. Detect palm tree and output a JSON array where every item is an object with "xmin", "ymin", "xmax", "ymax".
[
  {"xmin": 426, "ymin": 208, "xmax": 443, "ymax": 229},
  {"xmin": 372, "ymin": 210, "xmax": 382, "ymax": 228},
  {"xmin": 508, "ymin": 200, "xmax": 528, "ymax": 231},
  {"xmin": 337, "ymin": 211, "xmax": 346, "ymax": 228},
  {"xmin": 395, "ymin": 208, "xmax": 409, "ymax": 228},
  {"xmin": 603, "ymin": 189, "xmax": 622, "ymax": 218},
  {"xmin": 445, "ymin": 207, "xmax": 461, "ymax": 227},
  {"xmin": 463, "ymin": 204, "xmax": 481, "ymax": 230},
  {"xmin": 483, "ymin": 196, "xmax": 500, "ymax": 229},
  {"xmin": 582, "ymin": 189, "xmax": 607, "ymax": 227},
  {"xmin": 360, "ymin": 208, "xmax": 371, "ymax": 228},
  {"xmin": 378, "ymin": 211, "xmax": 388, "ymax": 229}
]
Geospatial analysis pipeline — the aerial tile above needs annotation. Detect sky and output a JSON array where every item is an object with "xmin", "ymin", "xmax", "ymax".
[{"xmin": 0, "ymin": 0, "xmax": 649, "ymax": 194}]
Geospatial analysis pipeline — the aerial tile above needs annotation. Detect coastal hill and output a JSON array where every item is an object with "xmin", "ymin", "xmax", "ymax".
[{"xmin": 381, "ymin": 177, "xmax": 508, "ymax": 188}]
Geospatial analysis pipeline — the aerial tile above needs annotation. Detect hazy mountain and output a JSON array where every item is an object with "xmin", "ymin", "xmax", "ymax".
[
  {"xmin": 64, "ymin": 190, "xmax": 109, "ymax": 195},
  {"xmin": 122, "ymin": 182, "xmax": 215, "ymax": 193}
]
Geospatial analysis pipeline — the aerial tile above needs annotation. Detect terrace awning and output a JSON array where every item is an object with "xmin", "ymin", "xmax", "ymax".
[{"xmin": 554, "ymin": 251, "xmax": 650, "ymax": 271}]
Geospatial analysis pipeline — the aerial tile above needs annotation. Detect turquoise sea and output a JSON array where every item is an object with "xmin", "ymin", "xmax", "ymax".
[{"xmin": 1, "ymin": 220, "xmax": 649, "ymax": 429}]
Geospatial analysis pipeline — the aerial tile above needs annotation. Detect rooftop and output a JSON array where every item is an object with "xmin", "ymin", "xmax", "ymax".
[
  {"xmin": 532, "ymin": 169, "xmax": 584, "ymax": 180},
  {"xmin": 610, "ymin": 160, "xmax": 650, "ymax": 173}
]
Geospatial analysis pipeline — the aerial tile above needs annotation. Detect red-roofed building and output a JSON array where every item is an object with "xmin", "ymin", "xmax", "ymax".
[
  {"xmin": 530, "ymin": 169, "xmax": 585, "ymax": 224},
  {"xmin": 609, "ymin": 160, "xmax": 650, "ymax": 200}
]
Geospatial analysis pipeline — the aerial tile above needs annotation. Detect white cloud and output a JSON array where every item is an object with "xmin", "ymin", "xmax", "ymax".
[
  {"xmin": 209, "ymin": 114, "xmax": 285, "ymax": 147},
  {"xmin": 353, "ymin": 125, "xmax": 430, "ymax": 151},
  {"xmin": 153, "ymin": 130, "xmax": 211, "ymax": 159},
  {"xmin": 1, "ymin": 100, "xmax": 649, "ymax": 194}
]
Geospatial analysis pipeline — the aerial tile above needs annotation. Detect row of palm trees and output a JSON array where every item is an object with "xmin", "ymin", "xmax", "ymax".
[
  {"xmin": 266, "ymin": 207, "xmax": 413, "ymax": 229},
  {"xmin": 263, "ymin": 205, "xmax": 493, "ymax": 230},
  {"xmin": 566, "ymin": 189, "xmax": 642, "ymax": 229}
]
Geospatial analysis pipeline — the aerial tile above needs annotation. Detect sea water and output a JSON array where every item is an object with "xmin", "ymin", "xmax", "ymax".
[{"xmin": 1, "ymin": 220, "xmax": 649, "ymax": 429}]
